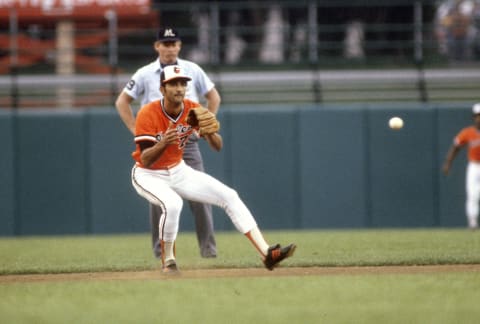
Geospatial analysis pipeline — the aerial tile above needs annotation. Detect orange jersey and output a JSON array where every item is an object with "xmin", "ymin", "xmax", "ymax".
[
  {"xmin": 132, "ymin": 99, "xmax": 200, "ymax": 169},
  {"xmin": 454, "ymin": 126, "xmax": 480, "ymax": 162}
]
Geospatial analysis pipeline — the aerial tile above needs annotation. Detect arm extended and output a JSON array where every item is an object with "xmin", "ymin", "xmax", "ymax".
[{"xmin": 443, "ymin": 144, "xmax": 462, "ymax": 175}]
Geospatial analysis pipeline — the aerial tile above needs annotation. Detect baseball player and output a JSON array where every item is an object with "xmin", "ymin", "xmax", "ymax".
[
  {"xmin": 442, "ymin": 103, "xmax": 480, "ymax": 229},
  {"xmin": 116, "ymin": 27, "xmax": 219, "ymax": 258},
  {"xmin": 131, "ymin": 65, "xmax": 296, "ymax": 273}
]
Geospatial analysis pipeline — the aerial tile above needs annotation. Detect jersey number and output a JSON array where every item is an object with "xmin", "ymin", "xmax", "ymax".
[
  {"xmin": 179, "ymin": 134, "xmax": 190, "ymax": 148},
  {"xmin": 126, "ymin": 80, "xmax": 135, "ymax": 90}
]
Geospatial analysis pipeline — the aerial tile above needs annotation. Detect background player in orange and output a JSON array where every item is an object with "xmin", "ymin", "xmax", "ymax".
[
  {"xmin": 116, "ymin": 27, "xmax": 219, "ymax": 258},
  {"xmin": 442, "ymin": 103, "xmax": 480, "ymax": 229},
  {"xmin": 130, "ymin": 65, "xmax": 296, "ymax": 273}
]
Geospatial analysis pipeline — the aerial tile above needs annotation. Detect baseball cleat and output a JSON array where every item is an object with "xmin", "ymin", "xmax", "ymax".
[
  {"xmin": 162, "ymin": 259, "xmax": 180, "ymax": 275},
  {"xmin": 263, "ymin": 243, "xmax": 296, "ymax": 271},
  {"xmin": 201, "ymin": 250, "xmax": 217, "ymax": 258}
]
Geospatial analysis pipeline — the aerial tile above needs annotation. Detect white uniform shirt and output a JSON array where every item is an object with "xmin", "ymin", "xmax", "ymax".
[{"xmin": 123, "ymin": 58, "xmax": 215, "ymax": 107}]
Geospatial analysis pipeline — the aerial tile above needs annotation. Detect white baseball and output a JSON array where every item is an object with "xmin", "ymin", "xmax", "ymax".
[{"xmin": 389, "ymin": 117, "xmax": 404, "ymax": 130}]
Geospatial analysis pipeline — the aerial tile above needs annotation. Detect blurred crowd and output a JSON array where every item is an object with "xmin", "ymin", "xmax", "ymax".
[
  {"xmin": 159, "ymin": 2, "xmax": 415, "ymax": 66},
  {"xmin": 436, "ymin": 0, "xmax": 480, "ymax": 61}
]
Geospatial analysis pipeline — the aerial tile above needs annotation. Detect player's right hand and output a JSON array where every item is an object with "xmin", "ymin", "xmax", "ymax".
[
  {"xmin": 162, "ymin": 122, "xmax": 179, "ymax": 145},
  {"xmin": 442, "ymin": 163, "xmax": 450, "ymax": 175}
]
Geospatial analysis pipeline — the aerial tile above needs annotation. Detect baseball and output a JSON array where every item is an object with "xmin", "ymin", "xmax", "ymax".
[{"xmin": 389, "ymin": 116, "xmax": 404, "ymax": 130}]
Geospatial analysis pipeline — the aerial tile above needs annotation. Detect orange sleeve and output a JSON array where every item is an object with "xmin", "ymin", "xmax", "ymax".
[
  {"xmin": 454, "ymin": 127, "xmax": 472, "ymax": 147},
  {"xmin": 135, "ymin": 104, "xmax": 157, "ymax": 142},
  {"xmin": 132, "ymin": 103, "xmax": 158, "ymax": 166}
]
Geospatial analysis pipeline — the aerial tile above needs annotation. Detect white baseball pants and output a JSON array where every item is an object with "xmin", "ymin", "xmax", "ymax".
[
  {"xmin": 131, "ymin": 160, "xmax": 257, "ymax": 242},
  {"xmin": 465, "ymin": 161, "xmax": 480, "ymax": 228}
]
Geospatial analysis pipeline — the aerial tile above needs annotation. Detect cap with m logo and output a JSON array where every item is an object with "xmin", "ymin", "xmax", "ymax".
[{"xmin": 157, "ymin": 27, "xmax": 181, "ymax": 42}]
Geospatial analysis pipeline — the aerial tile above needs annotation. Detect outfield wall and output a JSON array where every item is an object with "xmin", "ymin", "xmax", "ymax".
[{"xmin": 0, "ymin": 104, "xmax": 471, "ymax": 235}]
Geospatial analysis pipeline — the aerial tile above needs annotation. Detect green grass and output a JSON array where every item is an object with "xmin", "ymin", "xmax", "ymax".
[
  {"xmin": 1, "ymin": 229, "xmax": 480, "ymax": 324},
  {"xmin": 1, "ymin": 273, "xmax": 480, "ymax": 324},
  {"xmin": 1, "ymin": 229, "xmax": 479, "ymax": 275}
]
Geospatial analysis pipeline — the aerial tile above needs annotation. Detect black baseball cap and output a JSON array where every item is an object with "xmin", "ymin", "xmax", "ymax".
[{"xmin": 157, "ymin": 27, "xmax": 181, "ymax": 42}]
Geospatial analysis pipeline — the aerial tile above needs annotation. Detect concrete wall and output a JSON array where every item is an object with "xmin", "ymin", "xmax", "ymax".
[{"xmin": 0, "ymin": 103, "xmax": 472, "ymax": 236}]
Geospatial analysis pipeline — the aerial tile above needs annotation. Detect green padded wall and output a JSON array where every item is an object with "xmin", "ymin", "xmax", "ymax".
[
  {"xmin": 299, "ymin": 106, "xmax": 368, "ymax": 228},
  {"xmin": 87, "ymin": 109, "xmax": 149, "ymax": 234},
  {"xmin": 229, "ymin": 107, "xmax": 299, "ymax": 229},
  {"xmin": 368, "ymin": 107, "xmax": 437, "ymax": 227},
  {"xmin": 2, "ymin": 104, "xmax": 477, "ymax": 236},
  {"xmin": 437, "ymin": 105, "xmax": 472, "ymax": 227},
  {"xmin": 0, "ymin": 112, "xmax": 15, "ymax": 235},
  {"xmin": 16, "ymin": 110, "xmax": 88, "ymax": 235}
]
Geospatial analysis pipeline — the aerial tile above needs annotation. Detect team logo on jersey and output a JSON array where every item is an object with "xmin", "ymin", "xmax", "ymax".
[
  {"xmin": 177, "ymin": 124, "xmax": 193, "ymax": 148},
  {"xmin": 176, "ymin": 124, "xmax": 191, "ymax": 133},
  {"xmin": 164, "ymin": 29, "xmax": 176, "ymax": 37},
  {"xmin": 155, "ymin": 124, "xmax": 193, "ymax": 148}
]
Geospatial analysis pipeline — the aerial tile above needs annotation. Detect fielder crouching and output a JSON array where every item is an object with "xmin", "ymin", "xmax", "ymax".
[{"xmin": 130, "ymin": 65, "xmax": 296, "ymax": 273}]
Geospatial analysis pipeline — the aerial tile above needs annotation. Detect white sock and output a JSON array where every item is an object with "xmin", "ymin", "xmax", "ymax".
[
  {"xmin": 468, "ymin": 217, "xmax": 478, "ymax": 229},
  {"xmin": 245, "ymin": 226, "xmax": 270, "ymax": 256},
  {"xmin": 163, "ymin": 241, "xmax": 175, "ymax": 262}
]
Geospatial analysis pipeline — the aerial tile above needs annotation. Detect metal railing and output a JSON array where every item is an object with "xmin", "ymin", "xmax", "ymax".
[{"xmin": 1, "ymin": 67, "xmax": 479, "ymax": 109}]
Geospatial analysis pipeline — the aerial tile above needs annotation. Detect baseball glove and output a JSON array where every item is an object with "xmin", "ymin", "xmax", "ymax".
[{"xmin": 186, "ymin": 107, "xmax": 220, "ymax": 136}]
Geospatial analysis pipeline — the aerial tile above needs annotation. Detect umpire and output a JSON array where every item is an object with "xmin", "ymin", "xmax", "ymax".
[{"xmin": 115, "ymin": 27, "xmax": 220, "ymax": 258}]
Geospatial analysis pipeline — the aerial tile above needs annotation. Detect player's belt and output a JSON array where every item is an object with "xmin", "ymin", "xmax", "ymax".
[{"xmin": 156, "ymin": 161, "xmax": 182, "ymax": 170}]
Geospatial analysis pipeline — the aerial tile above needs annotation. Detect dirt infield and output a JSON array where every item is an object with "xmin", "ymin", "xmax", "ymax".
[{"xmin": 1, "ymin": 264, "xmax": 480, "ymax": 284}]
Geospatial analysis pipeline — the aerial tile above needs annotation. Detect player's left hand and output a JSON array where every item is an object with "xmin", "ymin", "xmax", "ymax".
[{"xmin": 186, "ymin": 107, "xmax": 220, "ymax": 136}]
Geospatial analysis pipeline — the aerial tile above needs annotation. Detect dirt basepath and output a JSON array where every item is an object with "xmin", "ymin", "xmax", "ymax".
[{"xmin": 1, "ymin": 264, "xmax": 480, "ymax": 284}]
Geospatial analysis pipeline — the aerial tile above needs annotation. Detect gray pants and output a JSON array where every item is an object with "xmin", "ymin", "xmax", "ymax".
[{"xmin": 150, "ymin": 138, "xmax": 217, "ymax": 258}]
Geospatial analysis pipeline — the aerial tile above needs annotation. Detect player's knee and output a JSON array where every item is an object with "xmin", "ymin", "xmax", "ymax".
[
  {"xmin": 166, "ymin": 195, "xmax": 183, "ymax": 215},
  {"xmin": 223, "ymin": 187, "xmax": 241, "ymax": 203}
]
